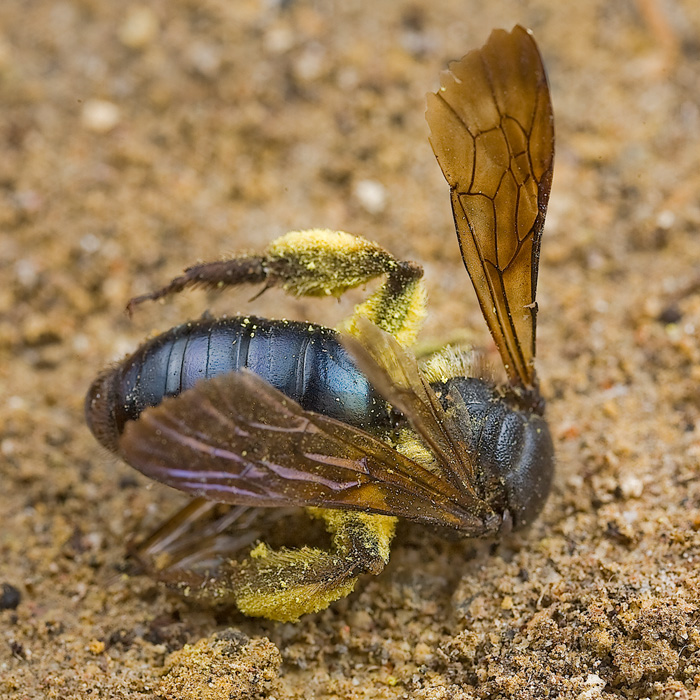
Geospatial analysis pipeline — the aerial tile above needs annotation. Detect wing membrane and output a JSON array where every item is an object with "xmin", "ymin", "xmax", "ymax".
[
  {"xmin": 118, "ymin": 371, "xmax": 496, "ymax": 534},
  {"xmin": 342, "ymin": 317, "xmax": 476, "ymax": 494},
  {"xmin": 426, "ymin": 25, "xmax": 554, "ymax": 393}
]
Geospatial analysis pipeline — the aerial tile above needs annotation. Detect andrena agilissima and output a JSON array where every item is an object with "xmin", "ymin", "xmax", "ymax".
[{"xmin": 86, "ymin": 26, "xmax": 555, "ymax": 622}]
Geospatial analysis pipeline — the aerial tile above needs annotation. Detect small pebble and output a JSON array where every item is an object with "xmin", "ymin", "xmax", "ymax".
[
  {"xmin": 118, "ymin": 6, "xmax": 158, "ymax": 49},
  {"xmin": 82, "ymin": 99, "xmax": 121, "ymax": 133},
  {"xmin": 293, "ymin": 44, "xmax": 326, "ymax": 82},
  {"xmin": 620, "ymin": 474, "xmax": 643, "ymax": 499},
  {"xmin": 353, "ymin": 179, "xmax": 387, "ymax": 215},
  {"xmin": 88, "ymin": 639, "xmax": 106, "ymax": 654},
  {"xmin": 0, "ymin": 583, "xmax": 21, "ymax": 610},
  {"xmin": 188, "ymin": 42, "xmax": 222, "ymax": 78}
]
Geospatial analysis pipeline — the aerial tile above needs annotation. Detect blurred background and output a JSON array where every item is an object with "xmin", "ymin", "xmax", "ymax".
[{"xmin": 2, "ymin": 1, "xmax": 700, "ymax": 698}]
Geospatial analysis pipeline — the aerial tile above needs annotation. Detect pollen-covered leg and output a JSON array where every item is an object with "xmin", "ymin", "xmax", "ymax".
[
  {"xmin": 338, "ymin": 260, "xmax": 426, "ymax": 347},
  {"xmin": 266, "ymin": 229, "xmax": 427, "ymax": 346},
  {"xmin": 231, "ymin": 510, "xmax": 396, "ymax": 622},
  {"xmin": 126, "ymin": 229, "xmax": 407, "ymax": 313},
  {"xmin": 126, "ymin": 227, "xmax": 427, "ymax": 345},
  {"xmin": 135, "ymin": 504, "xmax": 396, "ymax": 622},
  {"xmin": 262, "ymin": 229, "xmax": 402, "ymax": 297}
]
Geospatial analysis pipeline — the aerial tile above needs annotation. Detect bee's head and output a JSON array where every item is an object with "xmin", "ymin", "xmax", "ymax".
[
  {"xmin": 440, "ymin": 377, "xmax": 555, "ymax": 530},
  {"xmin": 493, "ymin": 410, "xmax": 554, "ymax": 529}
]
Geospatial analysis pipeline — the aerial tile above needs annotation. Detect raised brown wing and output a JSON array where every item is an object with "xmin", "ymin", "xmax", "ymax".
[
  {"xmin": 342, "ymin": 317, "xmax": 475, "ymax": 494},
  {"xmin": 426, "ymin": 25, "xmax": 554, "ymax": 396},
  {"xmin": 118, "ymin": 370, "xmax": 497, "ymax": 534}
]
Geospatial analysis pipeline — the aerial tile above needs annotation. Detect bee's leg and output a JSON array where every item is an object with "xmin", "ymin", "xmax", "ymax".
[
  {"xmin": 261, "ymin": 229, "xmax": 406, "ymax": 297},
  {"xmin": 338, "ymin": 257, "xmax": 426, "ymax": 347},
  {"xmin": 136, "ymin": 504, "xmax": 396, "ymax": 622},
  {"xmin": 263, "ymin": 229, "xmax": 427, "ymax": 346},
  {"xmin": 126, "ymin": 255, "xmax": 267, "ymax": 315},
  {"xmin": 126, "ymin": 228, "xmax": 412, "ymax": 313},
  {"xmin": 230, "ymin": 510, "xmax": 396, "ymax": 622}
]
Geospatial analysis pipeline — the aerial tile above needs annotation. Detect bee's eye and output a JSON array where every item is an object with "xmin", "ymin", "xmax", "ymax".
[{"xmin": 496, "ymin": 412, "xmax": 555, "ymax": 528}]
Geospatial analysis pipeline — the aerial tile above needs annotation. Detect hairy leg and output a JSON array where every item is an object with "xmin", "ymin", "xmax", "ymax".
[
  {"xmin": 128, "ymin": 229, "xmax": 408, "ymax": 308},
  {"xmin": 133, "ymin": 501, "xmax": 396, "ymax": 622}
]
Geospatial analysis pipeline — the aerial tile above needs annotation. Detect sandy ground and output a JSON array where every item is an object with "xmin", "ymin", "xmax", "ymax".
[{"xmin": 2, "ymin": 0, "xmax": 700, "ymax": 698}]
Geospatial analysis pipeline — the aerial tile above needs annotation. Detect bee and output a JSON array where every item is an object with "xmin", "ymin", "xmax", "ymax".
[{"xmin": 86, "ymin": 26, "xmax": 555, "ymax": 622}]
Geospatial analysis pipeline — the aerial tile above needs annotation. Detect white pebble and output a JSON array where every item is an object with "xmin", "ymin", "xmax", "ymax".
[
  {"xmin": 82, "ymin": 99, "xmax": 121, "ymax": 133},
  {"xmin": 620, "ymin": 474, "xmax": 643, "ymax": 499},
  {"xmin": 353, "ymin": 179, "xmax": 387, "ymax": 215},
  {"xmin": 118, "ymin": 6, "xmax": 158, "ymax": 49}
]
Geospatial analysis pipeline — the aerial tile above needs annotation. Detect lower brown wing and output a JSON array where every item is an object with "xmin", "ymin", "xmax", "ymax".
[{"xmin": 118, "ymin": 370, "xmax": 497, "ymax": 534}]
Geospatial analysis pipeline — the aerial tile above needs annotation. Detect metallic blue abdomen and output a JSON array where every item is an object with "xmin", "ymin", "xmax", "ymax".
[{"xmin": 106, "ymin": 316, "xmax": 387, "ymax": 439}]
